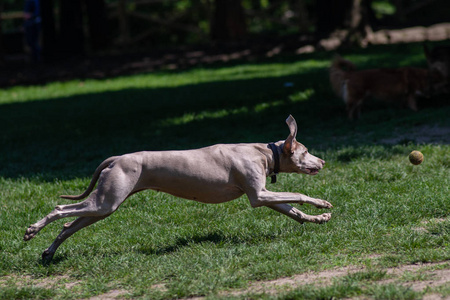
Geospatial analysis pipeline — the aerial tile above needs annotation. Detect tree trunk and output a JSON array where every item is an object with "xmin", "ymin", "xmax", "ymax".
[
  {"xmin": 316, "ymin": 0, "xmax": 352, "ymax": 38},
  {"xmin": 291, "ymin": 0, "xmax": 311, "ymax": 33},
  {"xmin": 210, "ymin": 0, "xmax": 247, "ymax": 41},
  {"xmin": 40, "ymin": 0, "xmax": 58, "ymax": 60},
  {"xmin": 316, "ymin": 0, "xmax": 371, "ymax": 46},
  {"xmin": 84, "ymin": 0, "xmax": 108, "ymax": 51},
  {"xmin": 0, "ymin": 4, "xmax": 4, "ymax": 64},
  {"xmin": 348, "ymin": 0, "xmax": 363, "ymax": 30},
  {"xmin": 343, "ymin": 0, "xmax": 372, "ymax": 45},
  {"xmin": 117, "ymin": 0, "xmax": 129, "ymax": 45},
  {"xmin": 59, "ymin": 0, "xmax": 84, "ymax": 55}
]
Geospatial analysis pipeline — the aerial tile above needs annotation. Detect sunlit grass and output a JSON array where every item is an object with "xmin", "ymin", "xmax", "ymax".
[
  {"xmin": 161, "ymin": 90, "xmax": 313, "ymax": 126},
  {"xmin": 0, "ymin": 60, "xmax": 328, "ymax": 105}
]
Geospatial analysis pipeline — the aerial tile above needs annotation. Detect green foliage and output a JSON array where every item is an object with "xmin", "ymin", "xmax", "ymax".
[
  {"xmin": 0, "ymin": 42, "xmax": 449, "ymax": 299},
  {"xmin": 372, "ymin": 1, "xmax": 396, "ymax": 18}
]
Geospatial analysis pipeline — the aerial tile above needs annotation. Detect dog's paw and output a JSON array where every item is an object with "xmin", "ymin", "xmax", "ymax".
[
  {"xmin": 315, "ymin": 213, "xmax": 332, "ymax": 224},
  {"xmin": 23, "ymin": 226, "xmax": 38, "ymax": 241},
  {"xmin": 315, "ymin": 199, "xmax": 333, "ymax": 209},
  {"xmin": 41, "ymin": 249, "xmax": 55, "ymax": 263}
]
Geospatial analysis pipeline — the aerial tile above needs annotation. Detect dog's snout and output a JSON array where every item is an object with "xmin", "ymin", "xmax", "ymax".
[{"xmin": 320, "ymin": 159, "xmax": 325, "ymax": 166}]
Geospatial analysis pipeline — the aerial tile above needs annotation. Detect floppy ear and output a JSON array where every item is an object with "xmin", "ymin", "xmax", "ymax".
[{"xmin": 283, "ymin": 115, "xmax": 298, "ymax": 155}]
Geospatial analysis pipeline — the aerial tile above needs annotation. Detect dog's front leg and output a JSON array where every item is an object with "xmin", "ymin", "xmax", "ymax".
[
  {"xmin": 267, "ymin": 203, "xmax": 332, "ymax": 224},
  {"xmin": 248, "ymin": 188, "xmax": 332, "ymax": 209}
]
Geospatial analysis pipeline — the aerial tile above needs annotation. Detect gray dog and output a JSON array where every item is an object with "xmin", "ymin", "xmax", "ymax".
[{"xmin": 24, "ymin": 115, "xmax": 332, "ymax": 261}]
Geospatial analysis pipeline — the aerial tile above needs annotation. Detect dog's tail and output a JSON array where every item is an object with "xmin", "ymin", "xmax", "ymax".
[
  {"xmin": 60, "ymin": 156, "xmax": 119, "ymax": 200},
  {"xmin": 329, "ymin": 55, "xmax": 356, "ymax": 101}
]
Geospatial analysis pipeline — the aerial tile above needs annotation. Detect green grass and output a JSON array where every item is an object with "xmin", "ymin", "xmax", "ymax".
[{"xmin": 0, "ymin": 42, "xmax": 449, "ymax": 299}]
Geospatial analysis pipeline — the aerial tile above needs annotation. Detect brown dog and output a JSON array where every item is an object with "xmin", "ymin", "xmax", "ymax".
[{"xmin": 330, "ymin": 56, "xmax": 442, "ymax": 119}]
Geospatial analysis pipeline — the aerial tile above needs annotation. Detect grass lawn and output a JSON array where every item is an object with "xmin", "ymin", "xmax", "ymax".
[{"xmin": 0, "ymin": 42, "xmax": 449, "ymax": 299}]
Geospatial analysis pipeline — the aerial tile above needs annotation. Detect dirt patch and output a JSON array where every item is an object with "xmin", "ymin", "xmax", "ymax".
[
  {"xmin": 218, "ymin": 261, "xmax": 450, "ymax": 298},
  {"xmin": 380, "ymin": 125, "xmax": 450, "ymax": 145},
  {"xmin": 230, "ymin": 266, "xmax": 362, "ymax": 296},
  {"xmin": 2, "ymin": 261, "xmax": 449, "ymax": 299},
  {"xmin": 0, "ymin": 274, "xmax": 80, "ymax": 290},
  {"xmin": 87, "ymin": 289, "xmax": 129, "ymax": 300},
  {"xmin": 385, "ymin": 263, "xmax": 450, "ymax": 290}
]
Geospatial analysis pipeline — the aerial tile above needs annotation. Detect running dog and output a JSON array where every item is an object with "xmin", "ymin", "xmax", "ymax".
[
  {"xmin": 24, "ymin": 115, "xmax": 332, "ymax": 261},
  {"xmin": 330, "ymin": 56, "xmax": 443, "ymax": 119}
]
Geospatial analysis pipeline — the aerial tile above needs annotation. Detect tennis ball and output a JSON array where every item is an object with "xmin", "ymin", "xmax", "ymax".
[{"xmin": 409, "ymin": 150, "xmax": 424, "ymax": 165}]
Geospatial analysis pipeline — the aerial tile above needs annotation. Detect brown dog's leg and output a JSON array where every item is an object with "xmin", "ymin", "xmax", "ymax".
[
  {"xmin": 347, "ymin": 98, "xmax": 364, "ymax": 120},
  {"xmin": 406, "ymin": 95, "xmax": 418, "ymax": 111}
]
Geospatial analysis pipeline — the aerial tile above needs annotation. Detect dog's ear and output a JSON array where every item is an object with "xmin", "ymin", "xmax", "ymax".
[
  {"xmin": 286, "ymin": 114, "xmax": 298, "ymax": 138},
  {"xmin": 283, "ymin": 115, "xmax": 298, "ymax": 155}
]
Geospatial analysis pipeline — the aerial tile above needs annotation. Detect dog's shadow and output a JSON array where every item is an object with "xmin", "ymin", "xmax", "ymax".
[
  {"xmin": 136, "ymin": 230, "xmax": 284, "ymax": 256},
  {"xmin": 39, "ymin": 232, "xmax": 264, "ymax": 265},
  {"xmin": 138, "ymin": 232, "xmax": 240, "ymax": 256},
  {"xmin": 40, "ymin": 233, "xmax": 228, "ymax": 265}
]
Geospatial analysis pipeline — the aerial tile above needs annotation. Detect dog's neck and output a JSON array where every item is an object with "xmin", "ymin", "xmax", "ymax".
[{"xmin": 268, "ymin": 143, "xmax": 280, "ymax": 183}]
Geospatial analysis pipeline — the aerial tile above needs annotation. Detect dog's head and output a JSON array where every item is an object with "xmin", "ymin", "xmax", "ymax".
[
  {"xmin": 279, "ymin": 115, "xmax": 325, "ymax": 175},
  {"xmin": 411, "ymin": 68, "xmax": 447, "ymax": 97}
]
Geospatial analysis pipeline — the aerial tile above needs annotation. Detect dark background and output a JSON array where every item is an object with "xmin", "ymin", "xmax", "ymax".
[{"xmin": 1, "ymin": 0, "xmax": 450, "ymax": 87}]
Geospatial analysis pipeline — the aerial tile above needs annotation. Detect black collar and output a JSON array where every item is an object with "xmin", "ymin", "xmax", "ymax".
[{"xmin": 268, "ymin": 143, "xmax": 280, "ymax": 184}]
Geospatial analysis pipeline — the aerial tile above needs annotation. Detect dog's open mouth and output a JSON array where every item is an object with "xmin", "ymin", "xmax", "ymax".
[{"xmin": 307, "ymin": 168, "xmax": 320, "ymax": 175}]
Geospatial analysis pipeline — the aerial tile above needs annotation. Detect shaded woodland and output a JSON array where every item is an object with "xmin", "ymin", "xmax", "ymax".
[
  {"xmin": 1, "ymin": 0, "xmax": 449, "ymax": 57},
  {"xmin": 1, "ymin": 0, "xmax": 449, "ymax": 87}
]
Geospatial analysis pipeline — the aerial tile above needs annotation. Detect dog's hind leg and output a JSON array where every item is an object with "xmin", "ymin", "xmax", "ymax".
[
  {"xmin": 41, "ymin": 215, "xmax": 109, "ymax": 262},
  {"xmin": 25, "ymin": 162, "xmax": 139, "ymax": 242},
  {"xmin": 24, "ymin": 200, "xmax": 91, "ymax": 241},
  {"xmin": 267, "ymin": 204, "xmax": 332, "ymax": 224},
  {"xmin": 24, "ymin": 191, "xmax": 107, "ymax": 241},
  {"xmin": 25, "ymin": 184, "xmax": 135, "ymax": 241}
]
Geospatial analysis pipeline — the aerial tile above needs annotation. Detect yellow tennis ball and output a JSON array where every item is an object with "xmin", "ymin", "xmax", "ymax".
[{"xmin": 409, "ymin": 150, "xmax": 424, "ymax": 165}]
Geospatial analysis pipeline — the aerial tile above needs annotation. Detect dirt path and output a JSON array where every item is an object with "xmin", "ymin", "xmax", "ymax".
[
  {"xmin": 220, "ymin": 261, "xmax": 450, "ymax": 298},
  {"xmin": 1, "ymin": 259, "xmax": 448, "ymax": 299},
  {"xmin": 47, "ymin": 260, "xmax": 450, "ymax": 299}
]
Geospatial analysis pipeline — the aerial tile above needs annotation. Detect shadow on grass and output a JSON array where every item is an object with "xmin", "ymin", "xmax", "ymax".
[
  {"xmin": 38, "ymin": 231, "xmax": 277, "ymax": 265},
  {"xmin": 0, "ymin": 69, "xmax": 345, "ymax": 180},
  {"xmin": 137, "ymin": 231, "xmax": 281, "ymax": 256},
  {"xmin": 1, "ymin": 45, "xmax": 449, "ymax": 180},
  {"xmin": 138, "ymin": 232, "xmax": 230, "ymax": 256}
]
